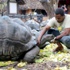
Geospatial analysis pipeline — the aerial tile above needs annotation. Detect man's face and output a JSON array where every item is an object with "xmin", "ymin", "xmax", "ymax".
[{"xmin": 55, "ymin": 14, "xmax": 65, "ymax": 23}]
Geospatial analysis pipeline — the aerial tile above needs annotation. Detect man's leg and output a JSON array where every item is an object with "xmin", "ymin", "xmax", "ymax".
[
  {"xmin": 47, "ymin": 29, "xmax": 60, "ymax": 36},
  {"xmin": 48, "ymin": 29, "xmax": 64, "ymax": 52},
  {"xmin": 60, "ymin": 36, "xmax": 70, "ymax": 49}
]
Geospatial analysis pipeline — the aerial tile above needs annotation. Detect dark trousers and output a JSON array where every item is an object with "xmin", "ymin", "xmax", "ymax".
[
  {"xmin": 47, "ymin": 29, "xmax": 60, "ymax": 37},
  {"xmin": 47, "ymin": 29, "xmax": 70, "ymax": 49}
]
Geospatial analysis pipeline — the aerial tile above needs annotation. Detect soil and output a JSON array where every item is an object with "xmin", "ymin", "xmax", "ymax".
[{"xmin": 1, "ymin": 61, "xmax": 70, "ymax": 70}]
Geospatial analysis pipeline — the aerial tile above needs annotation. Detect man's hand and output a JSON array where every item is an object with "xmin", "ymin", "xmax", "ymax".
[
  {"xmin": 50, "ymin": 37, "xmax": 57, "ymax": 43},
  {"xmin": 37, "ymin": 25, "xmax": 51, "ymax": 45}
]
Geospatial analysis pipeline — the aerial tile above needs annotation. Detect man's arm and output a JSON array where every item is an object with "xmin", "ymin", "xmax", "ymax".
[
  {"xmin": 37, "ymin": 17, "xmax": 55, "ymax": 44},
  {"xmin": 53, "ymin": 28, "xmax": 70, "ymax": 52},
  {"xmin": 55, "ymin": 28, "xmax": 70, "ymax": 39},
  {"xmin": 37, "ymin": 25, "xmax": 51, "ymax": 44}
]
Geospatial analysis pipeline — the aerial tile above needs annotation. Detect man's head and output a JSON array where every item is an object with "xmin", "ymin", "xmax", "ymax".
[{"xmin": 55, "ymin": 8, "xmax": 65, "ymax": 23}]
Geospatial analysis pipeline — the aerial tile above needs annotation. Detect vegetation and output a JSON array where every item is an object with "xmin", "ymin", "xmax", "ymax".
[{"xmin": 0, "ymin": 43, "xmax": 70, "ymax": 70}]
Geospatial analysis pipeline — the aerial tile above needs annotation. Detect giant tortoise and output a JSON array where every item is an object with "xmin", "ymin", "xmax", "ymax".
[{"xmin": 0, "ymin": 16, "xmax": 54, "ymax": 63}]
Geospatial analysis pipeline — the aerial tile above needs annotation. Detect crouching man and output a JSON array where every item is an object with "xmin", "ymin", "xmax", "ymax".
[{"xmin": 37, "ymin": 8, "xmax": 70, "ymax": 52}]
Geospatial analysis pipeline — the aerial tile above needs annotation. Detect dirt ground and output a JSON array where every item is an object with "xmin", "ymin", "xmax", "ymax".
[
  {"xmin": 1, "ymin": 61, "xmax": 70, "ymax": 70},
  {"xmin": 0, "ymin": 44, "xmax": 70, "ymax": 70}
]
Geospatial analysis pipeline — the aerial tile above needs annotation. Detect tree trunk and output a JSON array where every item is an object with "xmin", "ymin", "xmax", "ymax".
[{"xmin": 40, "ymin": 0, "xmax": 55, "ymax": 18}]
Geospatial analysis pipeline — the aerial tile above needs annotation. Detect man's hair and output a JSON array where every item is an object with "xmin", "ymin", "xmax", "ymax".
[{"xmin": 55, "ymin": 8, "xmax": 64, "ymax": 16}]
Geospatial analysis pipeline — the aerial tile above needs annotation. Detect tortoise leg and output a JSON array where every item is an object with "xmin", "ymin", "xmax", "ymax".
[{"xmin": 23, "ymin": 46, "xmax": 40, "ymax": 63}]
